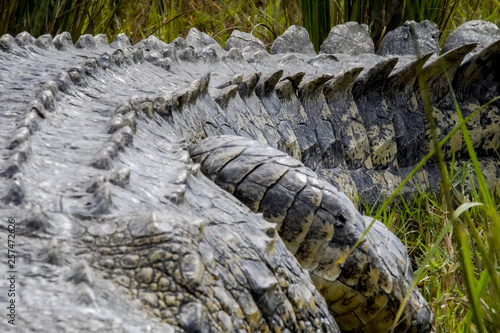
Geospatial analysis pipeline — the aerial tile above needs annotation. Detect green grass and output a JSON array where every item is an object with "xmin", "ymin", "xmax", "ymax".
[
  {"xmin": 1, "ymin": 1, "xmax": 498, "ymax": 48},
  {"xmin": 360, "ymin": 88, "xmax": 500, "ymax": 331},
  {"xmin": 372, "ymin": 169, "xmax": 500, "ymax": 332},
  {"xmin": 0, "ymin": 0, "xmax": 293, "ymax": 46}
]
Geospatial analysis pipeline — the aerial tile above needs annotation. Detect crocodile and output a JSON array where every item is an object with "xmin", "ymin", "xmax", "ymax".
[{"xmin": 0, "ymin": 19, "xmax": 499, "ymax": 333}]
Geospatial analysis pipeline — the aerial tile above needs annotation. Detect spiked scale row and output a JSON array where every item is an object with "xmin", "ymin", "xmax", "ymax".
[
  {"xmin": 130, "ymin": 20, "xmax": 500, "ymax": 205},
  {"xmin": 0, "ymin": 31, "xmax": 144, "ymax": 213}
]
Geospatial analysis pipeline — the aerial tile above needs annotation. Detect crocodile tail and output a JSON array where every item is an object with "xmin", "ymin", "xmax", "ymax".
[{"xmin": 192, "ymin": 135, "xmax": 433, "ymax": 332}]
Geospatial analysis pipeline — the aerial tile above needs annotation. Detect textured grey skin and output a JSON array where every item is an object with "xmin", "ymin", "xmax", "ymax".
[
  {"xmin": 0, "ymin": 32, "xmax": 338, "ymax": 333},
  {"xmin": 0, "ymin": 20, "xmax": 499, "ymax": 333}
]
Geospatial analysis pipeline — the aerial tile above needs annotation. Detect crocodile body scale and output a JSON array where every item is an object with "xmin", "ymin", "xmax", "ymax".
[{"xmin": 0, "ymin": 19, "xmax": 499, "ymax": 333}]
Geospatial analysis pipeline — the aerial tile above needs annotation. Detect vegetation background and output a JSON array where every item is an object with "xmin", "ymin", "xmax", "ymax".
[
  {"xmin": 2, "ymin": 0, "xmax": 499, "ymax": 48},
  {"xmin": 1, "ymin": 0, "xmax": 500, "ymax": 332}
]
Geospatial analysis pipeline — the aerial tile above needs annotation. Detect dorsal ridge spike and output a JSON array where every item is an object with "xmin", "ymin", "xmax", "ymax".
[
  {"xmin": 0, "ymin": 34, "xmax": 16, "ymax": 51},
  {"xmin": 186, "ymin": 27, "xmax": 217, "ymax": 53},
  {"xmin": 298, "ymin": 74, "xmax": 335, "ymax": 100},
  {"xmin": 420, "ymin": 42, "xmax": 478, "ymax": 102},
  {"xmin": 94, "ymin": 34, "xmax": 109, "ymax": 48},
  {"xmin": 281, "ymin": 72, "xmax": 306, "ymax": 91},
  {"xmin": 212, "ymin": 85, "xmax": 239, "ymax": 109},
  {"xmin": 216, "ymin": 73, "xmax": 243, "ymax": 90},
  {"xmin": 191, "ymin": 72, "xmax": 211, "ymax": 95},
  {"xmin": 110, "ymin": 33, "xmax": 132, "ymax": 49},
  {"xmin": 255, "ymin": 70, "xmax": 284, "ymax": 97},
  {"xmin": 53, "ymin": 32, "xmax": 73, "ymax": 50},
  {"xmin": 15, "ymin": 31, "xmax": 36, "ymax": 47},
  {"xmin": 271, "ymin": 25, "xmax": 316, "ymax": 55},
  {"xmin": 75, "ymin": 34, "xmax": 96, "ymax": 49},
  {"xmin": 323, "ymin": 67, "xmax": 363, "ymax": 100},
  {"xmin": 453, "ymin": 39, "xmax": 500, "ymax": 100},
  {"xmin": 238, "ymin": 72, "xmax": 261, "ymax": 98},
  {"xmin": 384, "ymin": 54, "xmax": 433, "ymax": 108},
  {"xmin": 353, "ymin": 58, "xmax": 398, "ymax": 97}
]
